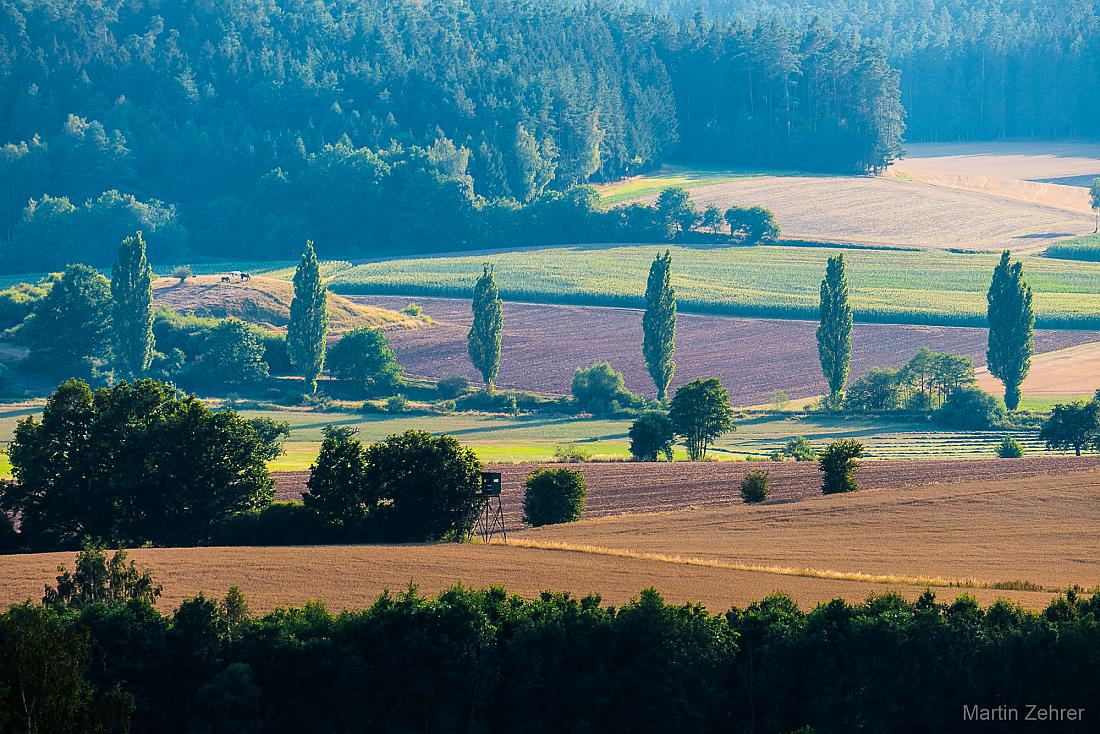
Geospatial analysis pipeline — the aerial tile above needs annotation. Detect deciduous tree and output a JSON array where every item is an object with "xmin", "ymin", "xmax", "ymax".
[
  {"xmin": 986, "ymin": 251, "xmax": 1034, "ymax": 411},
  {"xmin": 287, "ymin": 241, "xmax": 328, "ymax": 394},
  {"xmin": 110, "ymin": 231, "xmax": 155, "ymax": 378},
  {"xmin": 668, "ymin": 378, "xmax": 734, "ymax": 461},
  {"xmin": 817, "ymin": 255, "xmax": 852, "ymax": 402},
  {"xmin": 643, "ymin": 250, "xmax": 676, "ymax": 402},
  {"xmin": 468, "ymin": 264, "xmax": 503, "ymax": 392}
]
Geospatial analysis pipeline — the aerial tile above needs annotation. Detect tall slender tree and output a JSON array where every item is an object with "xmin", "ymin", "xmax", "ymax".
[
  {"xmin": 287, "ymin": 241, "xmax": 328, "ymax": 394},
  {"xmin": 817, "ymin": 254, "xmax": 853, "ymax": 402},
  {"xmin": 110, "ymin": 231, "xmax": 154, "ymax": 378},
  {"xmin": 468, "ymin": 264, "xmax": 502, "ymax": 392},
  {"xmin": 987, "ymin": 250, "xmax": 1034, "ymax": 411},
  {"xmin": 1091, "ymin": 178, "xmax": 1100, "ymax": 233},
  {"xmin": 643, "ymin": 250, "xmax": 677, "ymax": 402}
]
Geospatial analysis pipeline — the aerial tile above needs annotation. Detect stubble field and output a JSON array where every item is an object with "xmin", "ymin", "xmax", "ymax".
[{"xmin": 5, "ymin": 464, "xmax": 1096, "ymax": 614}]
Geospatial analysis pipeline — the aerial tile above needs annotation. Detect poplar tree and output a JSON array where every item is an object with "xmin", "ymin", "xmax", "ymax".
[
  {"xmin": 110, "ymin": 231, "xmax": 154, "ymax": 378},
  {"xmin": 468, "ymin": 264, "xmax": 502, "ymax": 392},
  {"xmin": 817, "ymin": 254, "xmax": 853, "ymax": 401},
  {"xmin": 643, "ymin": 250, "xmax": 676, "ymax": 402},
  {"xmin": 987, "ymin": 250, "xmax": 1034, "ymax": 411},
  {"xmin": 287, "ymin": 241, "xmax": 328, "ymax": 394},
  {"xmin": 1090, "ymin": 178, "xmax": 1100, "ymax": 233}
]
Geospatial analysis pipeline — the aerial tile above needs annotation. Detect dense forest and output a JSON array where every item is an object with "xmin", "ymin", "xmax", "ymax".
[
  {"xmin": 648, "ymin": 0, "xmax": 1100, "ymax": 142},
  {"xmin": 0, "ymin": 0, "xmax": 902, "ymax": 268}
]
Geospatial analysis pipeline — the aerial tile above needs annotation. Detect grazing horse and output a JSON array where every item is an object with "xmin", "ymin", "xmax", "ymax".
[
  {"xmin": 240, "ymin": 272, "xmax": 251, "ymax": 281},
  {"xmin": 220, "ymin": 275, "xmax": 232, "ymax": 283}
]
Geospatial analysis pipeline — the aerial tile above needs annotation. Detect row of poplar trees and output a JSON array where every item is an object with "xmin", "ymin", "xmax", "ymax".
[
  {"xmin": 464, "ymin": 248, "xmax": 1035, "ymax": 411},
  {"xmin": 816, "ymin": 251, "xmax": 1035, "ymax": 411}
]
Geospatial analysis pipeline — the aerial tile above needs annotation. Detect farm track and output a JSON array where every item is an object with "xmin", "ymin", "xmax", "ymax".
[
  {"xmin": 353, "ymin": 296, "xmax": 1100, "ymax": 403},
  {"xmin": 274, "ymin": 455, "xmax": 1100, "ymax": 531}
]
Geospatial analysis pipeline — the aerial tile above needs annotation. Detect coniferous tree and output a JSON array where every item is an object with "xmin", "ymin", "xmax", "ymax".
[
  {"xmin": 986, "ymin": 251, "xmax": 1034, "ymax": 411},
  {"xmin": 643, "ymin": 250, "xmax": 676, "ymax": 402},
  {"xmin": 468, "ymin": 264, "xmax": 503, "ymax": 392},
  {"xmin": 817, "ymin": 255, "xmax": 853, "ymax": 401},
  {"xmin": 110, "ymin": 231, "xmax": 154, "ymax": 378},
  {"xmin": 287, "ymin": 241, "xmax": 328, "ymax": 394}
]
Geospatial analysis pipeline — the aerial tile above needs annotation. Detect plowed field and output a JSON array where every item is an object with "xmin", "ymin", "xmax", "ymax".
[
  {"xmin": 356, "ymin": 296, "xmax": 1099, "ymax": 403},
  {"xmin": 273, "ymin": 455, "xmax": 1100, "ymax": 530}
]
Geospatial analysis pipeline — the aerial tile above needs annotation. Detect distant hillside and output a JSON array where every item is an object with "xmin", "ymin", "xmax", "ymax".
[{"xmin": 152, "ymin": 275, "xmax": 424, "ymax": 335}]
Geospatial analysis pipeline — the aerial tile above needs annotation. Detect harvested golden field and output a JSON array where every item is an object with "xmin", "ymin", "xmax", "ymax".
[
  {"xmin": 976, "ymin": 341, "xmax": 1100, "ymax": 397},
  {"xmin": 153, "ymin": 275, "xmax": 423, "ymax": 334},
  {"xmin": 0, "ymin": 537, "xmax": 1059, "ymax": 616},
  {"xmin": 647, "ymin": 174, "xmax": 1092, "ymax": 252},
  {"xmin": 894, "ymin": 141, "xmax": 1100, "ymax": 187},
  {"xmin": 516, "ymin": 470, "xmax": 1100, "ymax": 591},
  {"xmin": 3, "ymin": 466, "xmax": 1092, "ymax": 614}
]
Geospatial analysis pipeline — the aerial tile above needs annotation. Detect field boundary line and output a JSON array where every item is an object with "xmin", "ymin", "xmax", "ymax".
[{"xmin": 493, "ymin": 539, "xmax": 1056, "ymax": 593}]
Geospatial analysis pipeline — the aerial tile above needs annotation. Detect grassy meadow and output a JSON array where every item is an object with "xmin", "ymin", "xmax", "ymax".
[{"xmin": 315, "ymin": 244, "xmax": 1100, "ymax": 328}]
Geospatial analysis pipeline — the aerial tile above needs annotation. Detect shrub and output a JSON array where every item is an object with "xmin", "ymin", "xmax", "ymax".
[
  {"xmin": 213, "ymin": 502, "xmax": 331, "ymax": 546},
  {"xmin": 571, "ymin": 361, "xmax": 642, "ymax": 416},
  {"xmin": 437, "ymin": 375, "xmax": 471, "ymax": 399},
  {"xmin": 819, "ymin": 439, "xmax": 863, "ymax": 494},
  {"xmin": 171, "ymin": 265, "xmax": 193, "ymax": 283},
  {"xmin": 401, "ymin": 302, "xmax": 423, "ymax": 317},
  {"xmin": 456, "ymin": 390, "xmax": 518, "ymax": 414},
  {"xmin": 844, "ymin": 368, "xmax": 900, "ymax": 412},
  {"xmin": 996, "ymin": 436, "xmax": 1024, "ymax": 458},
  {"xmin": 740, "ymin": 471, "xmax": 769, "ymax": 503},
  {"xmin": 770, "ymin": 436, "xmax": 816, "ymax": 462},
  {"xmin": 934, "ymin": 387, "xmax": 1005, "ymax": 429},
  {"xmin": 327, "ymin": 327, "xmax": 401, "ymax": 395},
  {"xmin": 554, "ymin": 443, "xmax": 592, "ymax": 463},
  {"xmin": 523, "ymin": 468, "xmax": 587, "ymax": 526},
  {"xmin": 770, "ymin": 389, "xmax": 789, "ymax": 411},
  {"xmin": 629, "ymin": 411, "xmax": 675, "ymax": 461},
  {"xmin": 386, "ymin": 393, "xmax": 409, "ymax": 413}
]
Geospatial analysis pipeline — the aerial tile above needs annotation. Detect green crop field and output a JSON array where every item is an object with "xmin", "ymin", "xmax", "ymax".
[
  {"xmin": 318, "ymin": 244, "xmax": 1100, "ymax": 328},
  {"xmin": 1045, "ymin": 233, "xmax": 1100, "ymax": 263}
]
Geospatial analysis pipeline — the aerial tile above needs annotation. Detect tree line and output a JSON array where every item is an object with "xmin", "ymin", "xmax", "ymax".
[
  {"xmin": 0, "ymin": 0, "xmax": 902, "ymax": 270},
  {"xmin": 649, "ymin": 0, "xmax": 1100, "ymax": 142},
  {"xmin": 1, "ymin": 546, "xmax": 1097, "ymax": 733}
]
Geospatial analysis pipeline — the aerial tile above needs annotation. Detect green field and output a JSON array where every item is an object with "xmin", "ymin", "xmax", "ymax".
[
  {"xmin": 317, "ymin": 244, "xmax": 1100, "ymax": 328},
  {"xmin": 0, "ymin": 401, "xmax": 1071, "ymax": 474},
  {"xmin": 1045, "ymin": 233, "xmax": 1100, "ymax": 262}
]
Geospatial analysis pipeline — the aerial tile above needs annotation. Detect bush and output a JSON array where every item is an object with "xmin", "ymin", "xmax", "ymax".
[
  {"xmin": 523, "ymin": 468, "xmax": 587, "ymax": 526},
  {"xmin": 456, "ymin": 390, "xmax": 518, "ymax": 414},
  {"xmin": 437, "ymin": 375, "xmax": 471, "ymax": 399},
  {"xmin": 934, "ymin": 387, "xmax": 1005, "ymax": 429},
  {"xmin": 554, "ymin": 443, "xmax": 592, "ymax": 462},
  {"xmin": 629, "ymin": 411, "xmax": 675, "ymax": 461},
  {"xmin": 770, "ymin": 436, "xmax": 816, "ymax": 462},
  {"xmin": 213, "ymin": 502, "xmax": 332, "ymax": 546},
  {"xmin": 327, "ymin": 327, "xmax": 401, "ymax": 395},
  {"xmin": 386, "ymin": 394, "xmax": 409, "ymax": 413},
  {"xmin": 171, "ymin": 265, "xmax": 194, "ymax": 283},
  {"xmin": 740, "ymin": 471, "xmax": 769, "ymax": 503},
  {"xmin": 571, "ymin": 361, "xmax": 642, "ymax": 416},
  {"xmin": 996, "ymin": 436, "xmax": 1024, "ymax": 458},
  {"xmin": 819, "ymin": 439, "xmax": 863, "ymax": 494}
]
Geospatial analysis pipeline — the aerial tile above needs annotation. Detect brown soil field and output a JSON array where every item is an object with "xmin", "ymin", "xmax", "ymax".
[
  {"xmin": 153, "ymin": 275, "xmax": 423, "ymax": 334},
  {"xmin": 0, "ymin": 542, "xmax": 1057, "ymax": 615},
  {"xmin": 274, "ymin": 455, "xmax": 1100, "ymax": 530},
  {"xmin": 355, "ymin": 295, "xmax": 1099, "ymax": 404},
  {"xmin": 639, "ymin": 175, "xmax": 1093, "ymax": 252},
  {"xmin": 517, "ymin": 470, "xmax": 1100, "ymax": 590},
  {"xmin": 976, "ymin": 342, "xmax": 1100, "ymax": 397}
]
